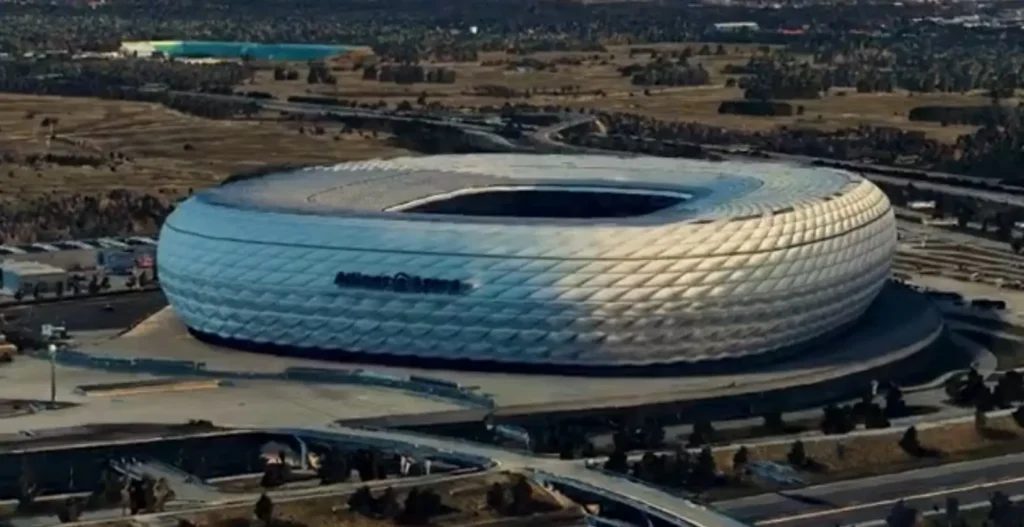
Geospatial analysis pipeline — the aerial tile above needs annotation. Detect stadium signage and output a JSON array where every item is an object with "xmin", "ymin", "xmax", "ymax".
[{"xmin": 334, "ymin": 271, "xmax": 472, "ymax": 295}]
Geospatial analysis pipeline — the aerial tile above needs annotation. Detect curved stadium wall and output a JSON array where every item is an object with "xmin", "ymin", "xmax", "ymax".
[{"xmin": 157, "ymin": 154, "xmax": 896, "ymax": 373}]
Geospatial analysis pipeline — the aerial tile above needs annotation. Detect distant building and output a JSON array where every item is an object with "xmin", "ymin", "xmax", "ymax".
[
  {"xmin": 1, "ymin": 246, "xmax": 98, "ymax": 272},
  {"xmin": 712, "ymin": 21, "xmax": 760, "ymax": 32},
  {"xmin": 1, "ymin": 261, "xmax": 67, "ymax": 296},
  {"xmin": 907, "ymin": 200, "xmax": 936, "ymax": 210}
]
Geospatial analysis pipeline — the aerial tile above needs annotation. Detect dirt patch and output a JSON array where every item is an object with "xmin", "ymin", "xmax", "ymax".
[
  {"xmin": 249, "ymin": 45, "xmax": 986, "ymax": 143},
  {"xmin": 0, "ymin": 94, "xmax": 411, "ymax": 198},
  {"xmin": 91, "ymin": 472, "xmax": 581, "ymax": 527},
  {"xmin": 567, "ymin": 88, "xmax": 982, "ymax": 143}
]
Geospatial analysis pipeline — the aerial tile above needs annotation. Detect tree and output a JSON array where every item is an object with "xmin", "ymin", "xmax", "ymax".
[
  {"xmin": 1013, "ymin": 405, "xmax": 1024, "ymax": 428},
  {"xmin": 688, "ymin": 420, "xmax": 715, "ymax": 447},
  {"xmin": 694, "ymin": 446, "xmax": 717, "ymax": 484},
  {"xmin": 975, "ymin": 408, "xmax": 988, "ymax": 432},
  {"xmin": 56, "ymin": 497, "xmax": 82, "ymax": 523},
  {"xmin": 950, "ymin": 368, "xmax": 987, "ymax": 406},
  {"xmin": 348, "ymin": 485, "xmax": 375, "ymax": 515},
  {"xmin": 510, "ymin": 476, "xmax": 534, "ymax": 515},
  {"xmin": 945, "ymin": 497, "xmax": 959, "ymax": 526},
  {"xmin": 640, "ymin": 417, "xmax": 665, "ymax": 449},
  {"xmin": 884, "ymin": 384, "xmax": 908, "ymax": 417},
  {"xmin": 762, "ymin": 411, "xmax": 785, "ymax": 433},
  {"xmin": 317, "ymin": 448, "xmax": 350, "ymax": 484},
  {"xmin": 604, "ymin": 449, "xmax": 629, "ymax": 473},
  {"xmin": 486, "ymin": 482, "xmax": 508, "ymax": 513},
  {"xmin": 260, "ymin": 462, "xmax": 287, "ymax": 488},
  {"xmin": 864, "ymin": 403, "xmax": 891, "ymax": 429},
  {"xmin": 401, "ymin": 487, "xmax": 443, "ymax": 524},
  {"xmin": 990, "ymin": 491, "xmax": 1014, "ymax": 520},
  {"xmin": 18, "ymin": 459, "xmax": 39, "ymax": 511},
  {"xmin": 145, "ymin": 477, "xmax": 172, "ymax": 513},
  {"xmin": 1003, "ymin": 370, "xmax": 1024, "ymax": 401},
  {"xmin": 254, "ymin": 493, "xmax": 273, "ymax": 526},
  {"xmin": 732, "ymin": 446, "xmax": 750, "ymax": 476},
  {"xmin": 821, "ymin": 404, "xmax": 854, "ymax": 434},
  {"xmin": 356, "ymin": 449, "xmax": 381, "ymax": 482},
  {"xmin": 378, "ymin": 486, "xmax": 402, "ymax": 519},
  {"xmin": 886, "ymin": 500, "xmax": 917, "ymax": 527},
  {"xmin": 787, "ymin": 440, "xmax": 807, "ymax": 468},
  {"xmin": 899, "ymin": 426, "xmax": 921, "ymax": 456}
]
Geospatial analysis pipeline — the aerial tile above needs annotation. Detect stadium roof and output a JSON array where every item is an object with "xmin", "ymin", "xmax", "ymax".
[{"xmin": 200, "ymin": 154, "xmax": 860, "ymax": 226}]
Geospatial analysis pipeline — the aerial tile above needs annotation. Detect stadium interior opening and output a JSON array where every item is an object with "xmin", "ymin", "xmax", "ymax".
[{"xmin": 393, "ymin": 186, "xmax": 689, "ymax": 219}]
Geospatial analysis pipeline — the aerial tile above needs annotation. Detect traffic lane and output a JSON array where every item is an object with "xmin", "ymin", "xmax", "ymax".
[
  {"xmin": 759, "ymin": 477, "xmax": 1024, "ymax": 527},
  {"xmin": 719, "ymin": 455, "xmax": 1024, "ymax": 524},
  {"xmin": 1, "ymin": 291, "xmax": 167, "ymax": 332}
]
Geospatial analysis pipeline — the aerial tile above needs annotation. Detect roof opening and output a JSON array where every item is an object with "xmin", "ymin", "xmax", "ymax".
[{"xmin": 389, "ymin": 185, "xmax": 689, "ymax": 219}]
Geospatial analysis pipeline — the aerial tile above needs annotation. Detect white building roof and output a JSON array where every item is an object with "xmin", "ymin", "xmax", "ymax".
[{"xmin": 2, "ymin": 260, "xmax": 68, "ymax": 276}]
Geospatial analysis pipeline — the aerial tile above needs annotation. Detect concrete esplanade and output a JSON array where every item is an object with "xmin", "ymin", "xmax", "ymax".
[{"xmin": 157, "ymin": 153, "xmax": 896, "ymax": 374}]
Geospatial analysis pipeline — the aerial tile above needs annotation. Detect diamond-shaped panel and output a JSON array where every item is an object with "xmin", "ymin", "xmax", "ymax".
[{"xmin": 157, "ymin": 154, "xmax": 896, "ymax": 367}]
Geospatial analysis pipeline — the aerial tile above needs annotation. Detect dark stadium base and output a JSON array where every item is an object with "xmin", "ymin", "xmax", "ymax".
[
  {"xmin": 187, "ymin": 327, "xmax": 847, "ymax": 378},
  {"xmin": 185, "ymin": 283, "xmax": 938, "ymax": 378}
]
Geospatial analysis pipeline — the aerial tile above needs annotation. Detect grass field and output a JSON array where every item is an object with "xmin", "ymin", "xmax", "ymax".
[
  {"xmin": 248, "ymin": 43, "xmax": 987, "ymax": 143},
  {"xmin": 0, "ymin": 94, "xmax": 410, "ymax": 198}
]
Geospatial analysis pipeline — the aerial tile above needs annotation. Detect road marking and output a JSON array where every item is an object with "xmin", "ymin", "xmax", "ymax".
[{"xmin": 756, "ymin": 474, "xmax": 1024, "ymax": 526}]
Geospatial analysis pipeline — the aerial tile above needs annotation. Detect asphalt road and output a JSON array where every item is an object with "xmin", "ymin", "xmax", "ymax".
[
  {"xmin": 0, "ymin": 290, "xmax": 167, "ymax": 332},
  {"xmin": 716, "ymin": 453, "xmax": 1024, "ymax": 526}
]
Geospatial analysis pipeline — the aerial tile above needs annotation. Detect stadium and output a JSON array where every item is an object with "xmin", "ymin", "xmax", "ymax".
[{"xmin": 156, "ymin": 154, "xmax": 897, "ymax": 374}]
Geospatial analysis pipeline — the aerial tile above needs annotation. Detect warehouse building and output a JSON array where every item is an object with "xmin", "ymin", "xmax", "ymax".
[{"xmin": 1, "ymin": 261, "xmax": 68, "ymax": 296}]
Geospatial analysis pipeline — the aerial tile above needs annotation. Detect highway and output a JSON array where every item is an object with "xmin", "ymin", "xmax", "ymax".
[
  {"xmin": 0, "ymin": 290, "xmax": 166, "ymax": 332},
  {"xmin": 716, "ymin": 453, "xmax": 1024, "ymax": 526},
  {"xmin": 531, "ymin": 112, "xmax": 1024, "ymax": 207}
]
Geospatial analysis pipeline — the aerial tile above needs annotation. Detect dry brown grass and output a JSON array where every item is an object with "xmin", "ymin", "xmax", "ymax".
[
  {"xmin": 249, "ymin": 44, "xmax": 992, "ymax": 143},
  {"xmin": 248, "ymin": 44, "xmax": 762, "ymax": 103},
  {"xmin": 0, "ymin": 94, "xmax": 411, "ymax": 198},
  {"xmin": 712, "ymin": 414, "xmax": 1024, "ymax": 498},
  {"xmin": 570, "ymin": 87, "xmax": 984, "ymax": 143},
  {"xmin": 89, "ymin": 472, "xmax": 578, "ymax": 527}
]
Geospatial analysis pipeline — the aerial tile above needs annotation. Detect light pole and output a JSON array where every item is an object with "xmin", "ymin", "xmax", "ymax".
[{"xmin": 48, "ymin": 343, "xmax": 58, "ymax": 406}]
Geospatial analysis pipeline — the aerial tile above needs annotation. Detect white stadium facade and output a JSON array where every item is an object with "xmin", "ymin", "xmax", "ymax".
[{"xmin": 156, "ymin": 154, "xmax": 897, "ymax": 374}]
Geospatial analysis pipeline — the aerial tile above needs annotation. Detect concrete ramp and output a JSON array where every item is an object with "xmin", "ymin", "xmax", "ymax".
[{"xmin": 111, "ymin": 459, "xmax": 223, "ymax": 503}]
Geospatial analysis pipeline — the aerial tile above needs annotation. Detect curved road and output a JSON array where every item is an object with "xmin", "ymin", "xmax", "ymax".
[{"xmin": 278, "ymin": 423, "xmax": 752, "ymax": 527}]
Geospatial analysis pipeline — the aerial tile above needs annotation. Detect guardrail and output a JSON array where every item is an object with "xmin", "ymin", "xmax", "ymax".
[
  {"xmin": 269, "ymin": 427, "xmax": 499, "ymax": 470},
  {"xmin": 529, "ymin": 469, "xmax": 749, "ymax": 527},
  {"xmin": 24, "ymin": 348, "xmax": 495, "ymax": 410},
  {"xmin": 0, "ymin": 286, "xmax": 161, "ymax": 309}
]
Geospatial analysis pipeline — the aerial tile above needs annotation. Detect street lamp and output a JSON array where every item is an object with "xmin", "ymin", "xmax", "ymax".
[{"xmin": 48, "ymin": 343, "xmax": 58, "ymax": 406}]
